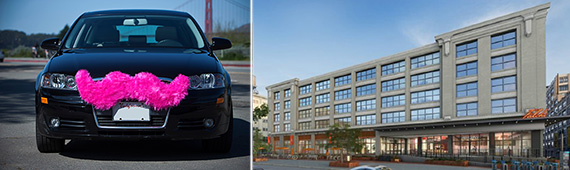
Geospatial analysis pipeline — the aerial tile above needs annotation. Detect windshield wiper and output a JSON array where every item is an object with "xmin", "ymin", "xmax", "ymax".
[{"xmin": 184, "ymin": 48, "xmax": 207, "ymax": 54}]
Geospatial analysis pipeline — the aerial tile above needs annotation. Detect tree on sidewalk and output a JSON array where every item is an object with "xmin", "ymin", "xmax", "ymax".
[
  {"xmin": 326, "ymin": 123, "xmax": 363, "ymax": 163},
  {"xmin": 253, "ymin": 128, "xmax": 271, "ymax": 157},
  {"xmin": 253, "ymin": 103, "xmax": 268, "ymax": 122}
]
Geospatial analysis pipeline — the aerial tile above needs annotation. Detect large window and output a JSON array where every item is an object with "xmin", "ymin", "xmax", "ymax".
[
  {"xmin": 492, "ymin": 98, "xmax": 516, "ymax": 114},
  {"xmin": 457, "ymin": 102, "xmax": 478, "ymax": 117},
  {"xmin": 335, "ymin": 74, "xmax": 351, "ymax": 86},
  {"xmin": 411, "ymin": 89, "xmax": 440, "ymax": 104},
  {"xmin": 356, "ymin": 114, "xmax": 376, "ymax": 125},
  {"xmin": 381, "ymin": 78, "xmax": 405, "ymax": 92},
  {"xmin": 381, "ymin": 94, "xmax": 405, "ymax": 108},
  {"xmin": 274, "ymin": 91, "xmax": 280, "ymax": 100},
  {"xmin": 492, "ymin": 76, "xmax": 516, "ymax": 93},
  {"xmin": 274, "ymin": 125, "xmax": 280, "ymax": 132},
  {"xmin": 356, "ymin": 84, "xmax": 376, "ymax": 96},
  {"xmin": 316, "ymin": 80, "xmax": 330, "ymax": 91},
  {"xmin": 299, "ymin": 109, "xmax": 312, "ymax": 119},
  {"xmin": 299, "ymin": 84, "xmax": 312, "ymax": 95},
  {"xmin": 411, "ymin": 52, "xmax": 440, "ymax": 69},
  {"xmin": 457, "ymin": 61, "xmax": 477, "ymax": 78},
  {"xmin": 456, "ymin": 41, "xmax": 478, "ymax": 57},
  {"xmin": 284, "ymin": 123, "xmax": 291, "ymax": 131},
  {"xmin": 315, "ymin": 93, "xmax": 330, "ymax": 104},
  {"xmin": 457, "ymin": 82, "xmax": 478, "ymax": 98},
  {"xmin": 299, "ymin": 97, "xmax": 312, "ymax": 107},
  {"xmin": 356, "ymin": 99, "xmax": 376, "ymax": 111},
  {"xmin": 298, "ymin": 122, "xmax": 311, "ymax": 130},
  {"xmin": 284, "ymin": 89, "xmax": 291, "ymax": 98},
  {"xmin": 284, "ymin": 100, "xmax": 290, "ymax": 109},
  {"xmin": 357, "ymin": 68, "xmax": 376, "ymax": 81},
  {"xmin": 335, "ymin": 103, "xmax": 351, "ymax": 114},
  {"xmin": 334, "ymin": 89, "xmax": 351, "ymax": 100},
  {"xmin": 382, "ymin": 111, "xmax": 405, "ymax": 123},
  {"xmin": 315, "ymin": 106, "xmax": 330, "ymax": 117},
  {"xmin": 411, "ymin": 70, "xmax": 440, "ymax": 87},
  {"xmin": 315, "ymin": 120, "xmax": 329, "ymax": 129},
  {"xmin": 452, "ymin": 133, "xmax": 489, "ymax": 156},
  {"xmin": 284, "ymin": 112, "xmax": 291, "ymax": 120},
  {"xmin": 494, "ymin": 131, "xmax": 531, "ymax": 157},
  {"xmin": 491, "ymin": 53, "xmax": 516, "ymax": 72},
  {"xmin": 274, "ymin": 113, "xmax": 280, "ymax": 122},
  {"xmin": 411, "ymin": 107, "xmax": 440, "ymax": 121},
  {"xmin": 382, "ymin": 61, "xmax": 406, "ymax": 76},
  {"xmin": 334, "ymin": 117, "xmax": 351, "ymax": 125},
  {"xmin": 561, "ymin": 86, "xmax": 569, "ymax": 91},
  {"xmin": 491, "ymin": 31, "xmax": 516, "ymax": 49},
  {"xmin": 274, "ymin": 103, "xmax": 281, "ymax": 111}
]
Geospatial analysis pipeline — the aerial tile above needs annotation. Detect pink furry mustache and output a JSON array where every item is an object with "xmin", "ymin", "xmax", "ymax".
[{"xmin": 75, "ymin": 70, "xmax": 189, "ymax": 110}]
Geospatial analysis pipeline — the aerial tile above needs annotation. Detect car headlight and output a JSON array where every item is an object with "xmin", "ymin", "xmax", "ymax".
[
  {"xmin": 188, "ymin": 73, "xmax": 225, "ymax": 89},
  {"xmin": 41, "ymin": 73, "xmax": 77, "ymax": 90}
]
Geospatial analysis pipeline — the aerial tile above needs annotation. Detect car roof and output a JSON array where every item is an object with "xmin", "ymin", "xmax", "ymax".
[{"xmin": 82, "ymin": 9, "xmax": 190, "ymax": 17}]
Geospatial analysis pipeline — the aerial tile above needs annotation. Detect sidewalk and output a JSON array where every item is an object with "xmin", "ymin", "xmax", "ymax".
[
  {"xmin": 253, "ymin": 159, "xmax": 491, "ymax": 170},
  {"xmin": 3, "ymin": 57, "xmax": 250, "ymax": 67}
]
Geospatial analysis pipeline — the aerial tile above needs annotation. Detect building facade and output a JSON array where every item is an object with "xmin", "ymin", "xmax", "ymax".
[
  {"xmin": 544, "ymin": 74, "xmax": 570, "ymax": 158},
  {"xmin": 266, "ymin": 3, "xmax": 549, "ymax": 159},
  {"xmin": 253, "ymin": 93, "xmax": 269, "ymax": 137}
]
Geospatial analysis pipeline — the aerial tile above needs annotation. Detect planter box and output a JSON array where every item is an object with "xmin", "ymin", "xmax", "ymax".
[
  {"xmin": 253, "ymin": 157, "xmax": 268, "ymax": 162},
  {"xmin": 352, "ymin": 156, "xmax": 375, "ymax": 161},
  {"xmin": 425, "ymin": 160, "xmax": 468, "ymax": 167},
  {"xmin": 329, "ymin": 161, "xmax": 360, "ymax": 168},
  {"xmin": 391, "ymin": 158, "xmax": 401, "ymax": 162}
]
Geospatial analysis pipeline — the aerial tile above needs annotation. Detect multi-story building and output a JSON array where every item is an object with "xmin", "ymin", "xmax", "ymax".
[
  {"xmin": 544, "ymin": 74, "xmax": 570, "ymax": 158},
  {"xmin": 266, "ymin": 3, "xmax": 551, "ymax": 160}
]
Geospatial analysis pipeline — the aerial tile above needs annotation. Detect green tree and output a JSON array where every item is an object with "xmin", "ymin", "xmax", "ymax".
[
  {"xmin": 326, "ymin": 123, "xmax": 363, "ymax": 163},
  {"xmin": 57, "ymin": 25, "xmax": 69, "ymax": 40},
  {"xmin": 252, "ymin": 103, "xmax": 268, "ymax": 122},
  {"xmin": 253, "ymin": 128, "xmax": 270, "ymax": 157}
]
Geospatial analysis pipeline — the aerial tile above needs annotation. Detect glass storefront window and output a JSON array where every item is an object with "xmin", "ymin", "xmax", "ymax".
[
  {"xmin": 494, "ymin": 131, "xmax": 531, "ymax": 157},
  {"xmin": 359, "ymin": 138, "xmax": 376, "ymax": 154}
]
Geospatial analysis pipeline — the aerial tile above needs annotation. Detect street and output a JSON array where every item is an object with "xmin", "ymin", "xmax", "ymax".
[{"xmin": 0, "ymin": 61, "xmax": 251, "ymax": 169}]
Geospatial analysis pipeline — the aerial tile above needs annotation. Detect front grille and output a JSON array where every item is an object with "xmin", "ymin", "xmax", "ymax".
[
  {"xmin": 96, "ymin": 115, "xmax": 166, "ymax": 127},
  {"xmin": 59, "ymin": 118, "xmax": 86, "ymax": 130},
  {"xmin": 177, "ymin": 118, "xmax": 206, "ymax": 130}
]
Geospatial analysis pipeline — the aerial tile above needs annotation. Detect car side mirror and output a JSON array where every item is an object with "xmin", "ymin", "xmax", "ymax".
[
  {"xmin": 211, "ymin": 37, "xmax": 232, "ymax": 50},
  {"xmin": 41, "ymin": 38, "xmax": 60, "ymax": 50}
]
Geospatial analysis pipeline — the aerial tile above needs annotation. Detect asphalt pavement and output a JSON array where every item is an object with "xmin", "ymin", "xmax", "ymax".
[{"xmin": 0, "ymin": 61, "xmax": 251, "ymax": 170}]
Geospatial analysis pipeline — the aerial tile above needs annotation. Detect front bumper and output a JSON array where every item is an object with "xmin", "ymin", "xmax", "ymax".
[{"xmin": 35, "ymin": 87, "xmax": 231, "ymax": 140}]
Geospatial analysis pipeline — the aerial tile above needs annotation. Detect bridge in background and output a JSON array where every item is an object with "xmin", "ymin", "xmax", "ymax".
[{"xmin": 174, "ymin": 0, "xmax": 250, "ymax": 33}]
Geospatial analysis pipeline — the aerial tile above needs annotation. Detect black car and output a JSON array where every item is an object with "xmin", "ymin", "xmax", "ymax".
[{"xmin": 35, "ymin": 9, "xmax": 234, "ymax": 153}]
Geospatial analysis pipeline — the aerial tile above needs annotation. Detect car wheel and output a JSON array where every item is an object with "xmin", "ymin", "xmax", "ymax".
[
  {"xmin": 203, "ymin": 102, "xmax": 233, "ymax": 153},
  {"xmin": 36, "ymin": 126, "xmax": 64, "ymax": 153}
]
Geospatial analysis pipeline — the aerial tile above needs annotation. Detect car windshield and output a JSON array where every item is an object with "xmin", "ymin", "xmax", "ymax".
[{"xmin": 62, "ymin": 15, "xmax": 205, "ymax": 49}]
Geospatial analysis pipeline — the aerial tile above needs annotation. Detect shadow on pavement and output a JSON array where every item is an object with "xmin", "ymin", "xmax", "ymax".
[
  {"xmin": 0, "ymin": 78, "xmax": 37, "ymax": 124},
  {"xmin": 59, "ymin": 118, "xmax": 250, "ymax": 161}
]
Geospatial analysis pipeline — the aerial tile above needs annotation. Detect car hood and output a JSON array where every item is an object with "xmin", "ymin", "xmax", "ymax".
[{"xmin": 47, "ymin": 48, "xmax": 221, "ymax": 79}]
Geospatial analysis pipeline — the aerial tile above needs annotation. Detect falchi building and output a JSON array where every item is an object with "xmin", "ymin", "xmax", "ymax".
[{"xmin": 266, "ymin": 3, "xmax": 555, "ymax": 160}]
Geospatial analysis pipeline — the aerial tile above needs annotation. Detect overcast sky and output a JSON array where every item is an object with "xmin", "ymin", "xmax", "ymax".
[{"xmin": 253, "ymin": 0, "xmax": 570, "ymax": 97}]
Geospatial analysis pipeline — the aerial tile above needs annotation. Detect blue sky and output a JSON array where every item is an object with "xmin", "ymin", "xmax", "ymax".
[{"xmin": 253, "ymin": 0, "xmax": 570, "ymax": 96}]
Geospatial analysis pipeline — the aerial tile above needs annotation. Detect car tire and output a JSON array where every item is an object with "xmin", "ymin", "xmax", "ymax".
[
  {"xmin": 203, "ymin": 102, "xmax": 233, "ymax": 153},
  {"xmin": 36, "ymin": 127, "xmax": 64, "ymax": 153}
]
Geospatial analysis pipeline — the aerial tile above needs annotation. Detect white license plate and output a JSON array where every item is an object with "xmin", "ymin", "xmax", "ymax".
[{"xmin": 113, "ymin": 102, "xmax": 150, "ymax": 121}]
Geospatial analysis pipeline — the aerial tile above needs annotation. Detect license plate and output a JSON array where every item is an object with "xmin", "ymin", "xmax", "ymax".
[{"xmin": 113, "ymin": 102, "xmax": 150, "ymax": 121}]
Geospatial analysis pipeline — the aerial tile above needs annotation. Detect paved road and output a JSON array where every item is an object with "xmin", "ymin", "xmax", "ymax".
[
  {"xmin": 0, "ymin": 62, "xmax": 251, "ymax": 169},
  {"xmin": 254, "ymin": 159, "xmax": 491, "ymax": 170}
]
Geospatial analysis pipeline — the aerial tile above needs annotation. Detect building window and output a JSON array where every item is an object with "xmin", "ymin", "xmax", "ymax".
[
  {"xmin": 316, "ymin": 80, "xmax": 330, "ymax": 91},
  {"xmin": 284, "ymin": 100, "xmax": 290, "ymax": 109},
  {"xmin": 274, "ymin": 103, "xmax": 281, "ymax": 111},
  {"xmin": 274, "ymin": 125, "xmax": 280, "ymax": 132},
  {"xmin": 315, "ymin": 106, "xmax": 330, "ymax": 117},
  {"xmin": 411, "ymin": 70, "xmax": 440, "ymax": 87},
  {"xmin": 335, "ymin": 74, "xmax": 351, "ymax": 87},
  {"xmin": 382, "ymin": 111, "xmax": 405, "ymax": 123},
  {"xmin": 356, "ymin": 114, "xmax": 376, "ymax": 125},
  {"xmin": 411, "ymin": 52, "xmax": 440, "ymax": 69},
  {"xmin": 335, "ymin": 103, "xmax": 352, "ymax": 114},
  {"xmin": 456, "ymin": 41, "xmax": 478, "ymax": 57},
  {"xmin": 411, "ymin": 107, "xmax": 441, "ymax": 121},
  {"xmin": 411, "ymin": 89, "xmax": 440, "ymax": 104},
  {"xmin": 494, "ymin": 131, "xmax": 531, "ymax": 157},
  {"xmin": 491, "ymin": 31, "xmax": 516, "ymax": 49},
  {"xmin": 561, "ymin": 77, "xmax": 569, "ymax": 83},
  {"xmin": 334, "ymin": 117, "xmax": 351, "ymax": 125},
  {"xmin": 315, "ymin": 120, "xmax": 329, "ymax": 129},
  {"xmin": 356, "ymin": 99, "xmax": 376, "ymax": 111},
  {"xmin": 298, "ymin": 122, "xmax": 311, "ymax": 130},
  {"xmin": 274, "ymin": 113, "xmax": 280, "ymax": 122},
  {"xmin": 274, "ymin": 91, "xmax": 280, "ymax": 100},
  {"xmin": 381, "ymin": 94, "xmax": 405, "ymax": 108},
  {"xmin": 457, "ymin": 61, "xmax": 477, "ymax": 78},
  {"xmin": 315, "ymin": 93, "xmax": 330, "ymax": 104},
  {"xmin": 284, "ymin": 89, "xmax": 291, "ymax": 98},
  {"xmin": 457, "ymin": 82, "xmax": 478, "ymax": 98},
  {"xmin": 381, "ymin": 77, "xmax": 405, "ymax": 92},
  {"xmin": 491, "ymin": 76, "xmax": 516, "ymax": 93},
  {"xmin": 356, "ymin": 83, "xmax": 376, "ymax": 96},
  {"xmin": 284, "ymin": 112, "xmax": 290, "ymax": 120},
  {"xmin": 284, "ymin": 123, "xmax": 290, "ymax": 131},
  {"xmin": 491, "ymin": 53, "xmax": 516, "ymax": 72},
  {"xmin": 457, "ymin": 102, "xmax": 478, "ymax": 117},
  {"xmin": 561, "ymin": 86, "xmax": 569, "ymax": 91},
  {"xmin": 299, "ymin": 97, "xmax": 312, "ymax": 107},
  {"xmin": 299, "ymin": 109, "xmax": 312, "ymax": 119},
  {"xmin": 334, "ymin": 89, "xmax": 351, "ymax": 100},
  {"xmin": 357, "ymin": 68, "xmax": 377, "ymax": 81},
  {"xmin": 492, "ymin": 98, "xmax": 516, "ymax": 114},
  {"xmin": 299, "ymin": 84, "xmax": 312, "ymax": 95},
  {"xmin": 382, "ymin": 61, "xmax": 405, "ymax": 76}
]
